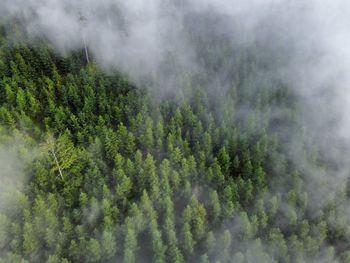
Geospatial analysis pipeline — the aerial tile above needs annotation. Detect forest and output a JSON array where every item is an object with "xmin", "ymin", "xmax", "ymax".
[{"xmin": 1, "ymin": 4, "xmax": 350, "ymax": 263}]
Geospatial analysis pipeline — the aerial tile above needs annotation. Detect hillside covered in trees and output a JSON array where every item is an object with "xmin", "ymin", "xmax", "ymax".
[{"xmin": 1, "ymin": 12, "xmax": 350, "ymax": 263}]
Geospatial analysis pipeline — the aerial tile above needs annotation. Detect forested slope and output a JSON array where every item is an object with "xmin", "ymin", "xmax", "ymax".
[{"xmin": 0, "ymin": 22, "xmax": 350, "ymax": 263}]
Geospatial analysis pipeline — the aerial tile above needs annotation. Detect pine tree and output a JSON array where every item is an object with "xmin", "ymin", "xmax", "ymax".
[{"xmin": 124, "ymin": 218, "xmax": 138, "ymax": 263}]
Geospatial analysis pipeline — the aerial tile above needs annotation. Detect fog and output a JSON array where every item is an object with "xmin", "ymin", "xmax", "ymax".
[{"xmin": 2, "ymin": 0, "xmax": 350, "ymax": 261}]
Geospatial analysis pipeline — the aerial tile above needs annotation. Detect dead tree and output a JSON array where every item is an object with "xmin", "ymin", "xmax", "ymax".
[
  {"xmin": 48, "ymin": 140, "xmax": 64, "ymax": 179},
  {"xmin": 44, "ymin": 134, "xmax": 77, "ymax": 180},
  {"xmin": 79, "ymin": 13, "xmax": 90, "ymax": 63}
]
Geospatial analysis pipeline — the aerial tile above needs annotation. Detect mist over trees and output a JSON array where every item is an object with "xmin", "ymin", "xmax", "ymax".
[{"xmin": 1, "ymin": 1, "xmax": 350, "ymax": 263}]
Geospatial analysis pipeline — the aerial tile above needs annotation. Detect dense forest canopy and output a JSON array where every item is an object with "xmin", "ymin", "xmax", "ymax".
[{"xmin": 1, "ymin": 1, "xmax": 350, "ymax": 263}]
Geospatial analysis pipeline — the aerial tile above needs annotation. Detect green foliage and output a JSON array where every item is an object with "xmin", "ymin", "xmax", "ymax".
[{"xmin": 0, "ymin": 28, "xmax": 347, "ymax": 263}]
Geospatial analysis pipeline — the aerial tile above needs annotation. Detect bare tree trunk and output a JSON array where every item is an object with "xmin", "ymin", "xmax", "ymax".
[
  {"xmin": 49, "ymin": 146, "xmax": 64, "ymax": 180},
  {"xmin": 79, "ymin": 12, "xmax": 90, "ymax": 64},
  {"xmin": 82, "ymin": 32, "xmax": 90, "ymax": 64}
]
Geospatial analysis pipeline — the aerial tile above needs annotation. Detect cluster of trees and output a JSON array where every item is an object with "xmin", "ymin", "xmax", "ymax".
[{"xmin": 0, "ymin": 22, "xmax": 350, "ymax": 263}]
